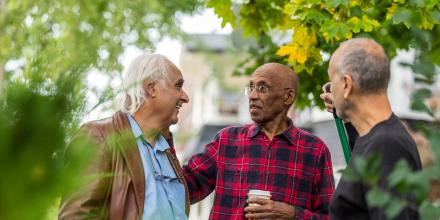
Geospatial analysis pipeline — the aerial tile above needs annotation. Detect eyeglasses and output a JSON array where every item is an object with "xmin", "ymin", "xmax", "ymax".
[
  {"xmin": 244, "ymin": 85, "xmax": 292, "ymax": 97},
  {"xmin": 140, "ymin": 138, "xmax": 180, "ymax": 182}
]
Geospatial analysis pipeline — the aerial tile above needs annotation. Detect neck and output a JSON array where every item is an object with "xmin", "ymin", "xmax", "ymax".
[
  {"xmin": 347, "ymin": 94, "xmax": 392, "ymax": 136},
  {"xmin": 132, "ymin": 105, "xmax": 167, "ymax": 145},
  {"xmin": 260, "ymin": 113, "xmax": 289, "ymax": 140}
]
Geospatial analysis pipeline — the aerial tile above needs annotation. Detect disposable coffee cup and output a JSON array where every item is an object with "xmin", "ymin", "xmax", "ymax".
[{"xmin": 247, "ymin": 190, "xmax": 271, "ymax": 206}]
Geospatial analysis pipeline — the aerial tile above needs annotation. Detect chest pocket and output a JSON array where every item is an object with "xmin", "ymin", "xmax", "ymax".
[{"xmin": 270, "ymin": 172, "xmax": 313, "ymax": 207}]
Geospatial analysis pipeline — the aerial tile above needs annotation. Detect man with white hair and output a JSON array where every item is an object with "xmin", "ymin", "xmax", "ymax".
[{"xmin": 59, "ymin": 54, "xmax": 190, "ymax": 220}]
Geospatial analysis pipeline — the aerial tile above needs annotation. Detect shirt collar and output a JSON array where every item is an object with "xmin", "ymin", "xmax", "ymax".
[
  {"xmin": 247, "ymin": 123, "xmax": 260, "ymax": 138},
  {"xmin": 154, "ymin": 135, "xmax": 170, "ymax": 152},
  {"xmin": 247, "ymin": 118, "xmax": 296, "ymax": 145},
  {"xmin": 126, "ymin": 113, "xmax": 170, "ymax": 152}
]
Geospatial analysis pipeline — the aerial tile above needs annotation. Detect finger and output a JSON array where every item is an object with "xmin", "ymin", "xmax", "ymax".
[
  {"xmin": 247, "ymin": 197, "xmax": 270, "ymax": 205},
  {"xmin": 244, "ymin": 204, "xmax": 266, "ymax": 213},
  {"xmin": 245, "ymin": 212, "xmax": 273, "ymax": 219},
  {"xmin": 320, "ymin": 93, "xmax": 333, "ymax": 104},
  {"xmin": 325, "ymin": 102, "xmax": 334, "ymax": 112},
  {"xmin": 326, "ymin": 106, "xmax": 334, "ymax": 113},
  {"xmin": 324, "ymin": 101, "xmax": 334, "ymax": 108}
]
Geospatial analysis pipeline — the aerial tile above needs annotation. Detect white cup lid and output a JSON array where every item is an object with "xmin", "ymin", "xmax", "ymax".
[{"xmin": 248, "ymin": 189, "xmax": 271, "ymax": 197}]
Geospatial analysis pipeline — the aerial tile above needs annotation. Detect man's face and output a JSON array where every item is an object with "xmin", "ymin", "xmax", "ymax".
[
  {"xmin": 248, "ymin": 70, "xmax": 287, "ymax": 124},
  {"xmin": 328, "ymin": 54, "xmax": 351, "ymax": 121},
  {"xmin": 155, "ymin": 64, "xmax": 189, "ymax": 125}
]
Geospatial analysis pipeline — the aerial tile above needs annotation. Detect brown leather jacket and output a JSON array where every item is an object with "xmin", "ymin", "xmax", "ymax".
[{"xmin": 59, "ymin": 111, "xmax": 190, "ymax": 220}]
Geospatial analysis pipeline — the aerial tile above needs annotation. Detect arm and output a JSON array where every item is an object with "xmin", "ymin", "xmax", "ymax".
[
  {"xmin": 366, "ymin": 138, "xmax": 420, "ymax": 220},
  {"xmin": 59, "ymin": 124, "xmax": 112, "ymax": 220},
  {"xmin": 182, "ymin": 133, "xmax": 220, "ymax": 204}
]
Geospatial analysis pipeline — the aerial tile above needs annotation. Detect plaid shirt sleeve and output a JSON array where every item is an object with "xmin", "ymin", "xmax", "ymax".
[
  {"xmin": 295, "ymin": 142, "xmax": 334, "ymax": 220},
  {"xmin": 182, "ymin": 133, "xmax": 220, "ymax": 204}
]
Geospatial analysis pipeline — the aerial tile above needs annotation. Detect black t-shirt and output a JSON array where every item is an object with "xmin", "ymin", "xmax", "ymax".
[{"xmin": 330, "ymin": 113, "xmax": 422, "ymax": 220}]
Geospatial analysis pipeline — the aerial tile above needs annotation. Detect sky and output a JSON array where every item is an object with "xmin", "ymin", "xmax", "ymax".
[{"xmin": 123, "ymin": 8, "xmax": 232, "ymax": 67}]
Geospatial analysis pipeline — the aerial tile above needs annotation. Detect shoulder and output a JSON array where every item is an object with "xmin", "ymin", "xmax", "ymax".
[
  {"xmin": 365, "ymin": 127, "xmax": 415, "ymax": 153},
  {"xmin": 216, "ymin": 123, "xmax": 253, "ymax": 136},
  {"xmin": 79, "ymin": 114, "xmax": 119, "ymax": 144},
  {"xmin": 363, "ymin": 130, "xmax": 420, "ymax": 168}
]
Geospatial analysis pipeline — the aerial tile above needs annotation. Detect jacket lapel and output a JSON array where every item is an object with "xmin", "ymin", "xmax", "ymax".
[{"xmin": 112, "ymin": 111, "xmax": 145, "ymax": 216}]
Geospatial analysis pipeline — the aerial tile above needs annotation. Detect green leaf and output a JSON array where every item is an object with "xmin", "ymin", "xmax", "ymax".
[
  {"xmin": 339, "ymin": 166, "xmax": 361, "ymax": 182},
  {"xmin": 411, "ymin": 88, "xmax": 432, "ymax": 111},
  {"xmin": 407, "ymin": 171, "xmax": 430, "ymax": 202},
  {"xmin": 300, "ymin": 9, "xmax": 331, "ymax": 25},
  {"xmin": 387, "ymin": 160, "xmax": 412, "ymax": 188},
  {"xmin": 419, "ymin": 201, "xmax": 440, "ymax": 220},
  {"xmin": 320, "ymin": 21, "xmax": 352, "ymax": 41},
  {"xmin": 353, "ymin": 156, "xmax": 368, "ymax": 175},
  {"xmin": 361, "ymin": 15, "xmax": 380, "ymax": 32},
  {"xmin": 385, "ymin": 198, "xmax": 406, "ymax": 219},
  {"xmin": 392, "ymin": 7, "xmax": 413, "ymax": 28},
  {"xmin": 348, "ymin": 17, "xmax": 362, "ymax": 33},
  {"xmin": 326, "ymin": 0, "xmax": 349, "ymax": 8},
  {"xmin": 409, "ymin": 0, "xmax": 426, "ymax": 7},
  {"xmin": 430, "ymin": 10, "xmax": 440, "ymax": 23},
  {"xmin": 207, "ymin": 0, "xmax": 236, "ymax": 28},
  {"xmin": 366, "ymin": 187, "xmax": 390, "ymax": 207}
]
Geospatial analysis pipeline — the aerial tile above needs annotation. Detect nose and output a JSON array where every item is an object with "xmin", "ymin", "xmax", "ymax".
[
  {"xmin": 249, "ymin": 86, "xmax": 259, "ymax": 100},
  {"xmin": 181, "ymin": 89, "xmax": 189, "ymax": 103}
]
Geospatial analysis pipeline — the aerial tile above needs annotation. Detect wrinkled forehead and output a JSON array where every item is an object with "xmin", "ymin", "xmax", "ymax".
[
  {"xmin": 251, "ymin": 66, "xmax": 284, "ymax": 84},
  {"xmin": 251, "ymin": 72, "xmax": 279, "ymax": 86}
]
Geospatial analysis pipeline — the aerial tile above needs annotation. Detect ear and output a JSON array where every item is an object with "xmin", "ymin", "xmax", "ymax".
[
  {"xmin": 144, "ymin": 80, "xmax": 157, "ymax": 98},
  {"xmin": 342, "ymin": 74, "xmax": 353, "ymax": 99},
  {"xmin": 284, "ymin": 89, "xmax": 296, "ymax": 106}
]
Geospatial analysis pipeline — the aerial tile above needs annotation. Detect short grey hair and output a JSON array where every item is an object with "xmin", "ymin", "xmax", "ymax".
[
  {"xmin": 120, "ymin": 53, "xmax": 172, "ymax": 114},
  {"xmin": 335, "ymin": 38, "xmax": 390, "ymax": 94}
]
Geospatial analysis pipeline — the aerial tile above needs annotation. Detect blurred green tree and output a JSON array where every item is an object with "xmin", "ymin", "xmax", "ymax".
[
  {"xmin": 208, "ymin": 0, "xmax": 440, "ymax": 109},
  {"xmin": 0, "ymin": 0, "xmax": 201, "ymax": 219},
  {"xmin": 207, "ymin": 0, "xmax": 440, "ymax": 219}
]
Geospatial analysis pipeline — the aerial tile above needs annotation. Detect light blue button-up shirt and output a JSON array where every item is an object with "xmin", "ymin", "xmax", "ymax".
[{"xmin": 127, "ymin": 114, "xmax": 187, "ymax": 220}]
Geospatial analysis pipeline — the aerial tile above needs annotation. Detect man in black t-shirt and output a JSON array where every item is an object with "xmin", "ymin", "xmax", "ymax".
[{"xmin": 320, "ymin": 38, "xmax": 422, "ymax": 220}]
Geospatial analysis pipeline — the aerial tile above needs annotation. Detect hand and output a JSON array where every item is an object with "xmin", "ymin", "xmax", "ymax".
[
  {"xmin": 320, "ymin": 82, "xmax": 334, "ymax": 113},
  {"xmin": 244, "ymin": 198, "xmax": 295, "ymax": 220}
]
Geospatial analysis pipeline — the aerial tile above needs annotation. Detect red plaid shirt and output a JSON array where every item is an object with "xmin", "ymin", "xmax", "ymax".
[{"xmin": 183, "ymin": 120, "xmax": 334, "ymax": 219}]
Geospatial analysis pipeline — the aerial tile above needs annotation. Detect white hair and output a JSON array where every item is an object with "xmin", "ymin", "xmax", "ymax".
[{"xmin": 120, "ymin": 53, "xmax": 172, "ymax": 114}]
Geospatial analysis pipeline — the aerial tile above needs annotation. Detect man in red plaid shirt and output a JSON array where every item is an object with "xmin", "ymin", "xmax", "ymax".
[{"xmin": 182, "ymin": 63, "xmax": 335, "ymax": 219}]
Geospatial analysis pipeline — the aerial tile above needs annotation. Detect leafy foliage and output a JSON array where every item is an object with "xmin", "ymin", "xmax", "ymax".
[
  {"xmin": 0, "ymin": 0, "xmax": 201, "ymax": 219},
  {"xmin": 207, "ymin": 0, "xmax": 440, "ymax": 110}
]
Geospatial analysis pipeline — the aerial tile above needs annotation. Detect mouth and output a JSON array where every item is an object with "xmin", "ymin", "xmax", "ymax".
[
  {"xmin": 249, "ymin": 103, "xmax": 261, "ymax": 112},
  {"xmin": 176, "ymin": 103, "xmax": 182, "ymax": 110}
]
